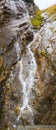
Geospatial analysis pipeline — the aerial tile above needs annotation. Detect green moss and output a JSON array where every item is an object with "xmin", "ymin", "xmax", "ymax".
[
  {"xmin": 41, "ymin": 51, "xmax": 46, "ymax": 57},
  {"xmin": 31, "ymin": 11, "xmax": 44, "ymax": 28}
]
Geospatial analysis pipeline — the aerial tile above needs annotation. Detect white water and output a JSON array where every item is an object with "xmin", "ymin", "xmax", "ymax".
[
  {"xmin": 14, "ymin": 0, "xmax": 37, "ymax": 119},
  {"xmin": 16, "ymin": 32, "xmax": 37, "ymax": 120},
  {"xmin": 14, "ymin": 34, "xmax": 37, "ymax": 121},
  {"xmin": 7, "ymin": 0, "xmax": 37, "ymax": 121}
]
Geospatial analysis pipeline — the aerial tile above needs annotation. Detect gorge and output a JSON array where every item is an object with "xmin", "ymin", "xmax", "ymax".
[{"xmin": 0, "ymin": 0, "xmax": 56, "ymax": 129}]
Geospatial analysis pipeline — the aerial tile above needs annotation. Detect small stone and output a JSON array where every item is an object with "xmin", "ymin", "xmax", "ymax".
[
  {"xmin": 14, "ymin": 93, "xmax": 18, "ymax": 98},
  {"xmin": 14, "ymin": 105, "xmax": 20, "ymax": 114}
]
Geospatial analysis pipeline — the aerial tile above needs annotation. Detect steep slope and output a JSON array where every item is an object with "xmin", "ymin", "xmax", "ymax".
[
  {"xmin": 31, "ymin": 5, "xmax": 56, "ymax": 125},
  {"xmin": 43, "ymin": 4, "xmax": 56, "ymax": 16},
  {"xmin": 0, "ymin": 0, "xmax": 56, "ymax": 129},
  {"xmin": 0, "ymin": 0, "xmax": 34, "ymax": 128}
]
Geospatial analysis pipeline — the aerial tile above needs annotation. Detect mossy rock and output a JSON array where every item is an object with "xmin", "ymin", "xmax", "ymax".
[
  {"xmin": 14, "ymin": 105, "xmax": 20, "ymax": 114},
  {"xmin": 41, "ymin": 51, "xmax": 46, "ymax": 57}
]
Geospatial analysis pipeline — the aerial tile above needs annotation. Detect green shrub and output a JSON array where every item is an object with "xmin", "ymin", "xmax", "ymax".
[{"xmin": 31, "ymin": 11, "xmax": 43, "ymax": 28}]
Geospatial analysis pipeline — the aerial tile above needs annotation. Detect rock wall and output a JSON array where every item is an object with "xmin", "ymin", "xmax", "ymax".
[
  {"xmin": 0, "ymin": 0, "xmax": 56, "ymax": 129},
  {"xmin": 0, "ymin": 0, "xmax": 33, "ymax": 128}
]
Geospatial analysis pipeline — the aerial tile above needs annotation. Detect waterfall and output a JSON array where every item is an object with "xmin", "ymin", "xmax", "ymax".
[
  {"xmin": 15, "ymin": 36, "xmax": 37, "ymax": 121},
  {"xmin": 16, "ymin": 31, "xmax": 37, "ymax": 120},
  {"xmin": 5, "ymin": 0, "xmax": 37, "ymax": 123}
]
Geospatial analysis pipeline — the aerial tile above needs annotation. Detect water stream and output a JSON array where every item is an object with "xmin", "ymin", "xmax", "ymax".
[
  {"xmin": 16, "ymin": 32, "xmax": 37, "ymax": 120},
  {"xmin": 6, "ymin": 0, "xmax": 37, "ymax": 122}
]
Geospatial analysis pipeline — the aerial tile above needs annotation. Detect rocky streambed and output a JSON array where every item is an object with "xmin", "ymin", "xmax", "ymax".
[{"xmin": 0, "ymin": 0, "xmax": 56, "ymax": 129}]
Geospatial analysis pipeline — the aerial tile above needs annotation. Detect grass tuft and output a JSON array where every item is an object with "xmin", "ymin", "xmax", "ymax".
[
  {"xmin": 31, "ymin": 10, "xmax": 44, "ymax": 28},
  {"xmin": 42, "ymin": 4, "xmax": 56, "ymax": 16}
]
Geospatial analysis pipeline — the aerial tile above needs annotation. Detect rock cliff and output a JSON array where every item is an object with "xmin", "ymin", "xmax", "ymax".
[{"xmin": 0, "ymin": 0, "xmax": 56, "ymax": 129}]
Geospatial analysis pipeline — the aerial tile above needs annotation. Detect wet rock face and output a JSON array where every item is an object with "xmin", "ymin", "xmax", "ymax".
[
  {"xmin": 0, "ymin": 0, "xmax": 33, "ymax": 128},
  {"xmin": 0, "ymin": 0, "xmax": 56, "ymax": 129}
]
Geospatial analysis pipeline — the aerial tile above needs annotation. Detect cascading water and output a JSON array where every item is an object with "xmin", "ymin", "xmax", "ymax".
[
  {"xmin": 0, "ymin": 0, "xmax": 56, "ymax": 128},
  {"xmin": 5, "ymin": 0, "xmax": 37, "ymax": 124},
  {"xmin": 16, "ymin": 35, "xmax": 37, "ymax": 120}
]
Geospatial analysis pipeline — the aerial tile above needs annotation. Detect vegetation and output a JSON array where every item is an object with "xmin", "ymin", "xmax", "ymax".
[
  {"xmin": 31, "ymin": 10, "xmax": 43, "ymax": 28},
  {"xmin": 43, "ymin": 4, "xmax": 56, "ymax": 16},
  {"xmin": 31, "ymin": 4, "xmax": 56, "ymax": 28},
  {"xmin": 41, "ymin": 51, "xmax": 46, "ymax": 57}
]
